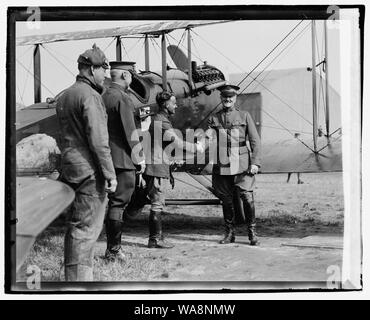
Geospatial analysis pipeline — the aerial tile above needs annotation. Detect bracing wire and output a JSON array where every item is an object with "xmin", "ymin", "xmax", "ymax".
[
  {"xmin": 247, "ymin": 22, "xmax": 311, "ymax": 93},
  {"xmin": 167, "ymin": 32, "xmax": 205, "ymax": 64},
  {"xmin": 239, "ymin": 27, "xmax": 305, "ymax": 93},
  {"xmin": 17, "ymin": 45, "xmax": 33, "ymax": 60},
  {"xmin": 103, "ymin": 37, "xmax": 116, "ymax": 53},
  {"xmin": 125, "ymin": 36, "xmax": 144, "ymax": 58},
  {"xmin": 165, "ymin": 34, "xmax": 176, "ymax": 81},
  {"xmin": 16, "ymin": 58, "xmax": 55, "ymax": 97},
  {"xmin": 136, "ymin": 40, "xmax": 146, "ymax": 69},
  {"xmin": 255, "ymin": 86, "xmax": 313, "ymax": 126},
  {"xmin": 174, "ymin": 175, "xmax": 210, "ymax": 193},
  {"xmin": 41, "ymin": 44, "xmax": 75, "ymax": 77},
  {"xmin": 165, "ymin": 34, "xmax": 182, "ymax": 82},
  {"xmin": 165, "ymin": 34, "xmax": 174, "ymax": 68},
  {"xmin": 262, "ymin": 108, "xmax": 316, "ymax": 153},
  {"xmin": 193, "ymin": 20, "xmax": 304, "ymax": 91},
  {"xmin": 318, "ymin": 32, "xmax": 327, "ymax": 127},
  {"xmin": 167, "ymin": 29, "xmax": 187, "ymax": 66},
  {"xmin": 261, "ymin": 124, "xmax": 313, "ymax": 135},
  {"xmin": 45, "ymin": 44, "xmax": 76, "ymax": 63},
  {"xmin": 195, "ymin": 20, "xmax": 309, "ymax": 129},
  {"xmin": 321, "ymin": 23, "xmax": 328, "ymax": 127},
  {"xmin": 191, "ymin": 36, "xmax": 203, "ymax": 64},
  {"xmin": 16, "ymin": 83, "xmax": 25, "ymax": 106},
  {"xmin": 21, "ymin": 51, "xmax": 34, "ymax": 102},
  {"xmin": 316, "ymin": 132, "xmax": 342, "ymax": 153},
  {"xmin": 150, "ymin": 36, "xmax": 161, "ymax": 61},
  {"xmin": 245, "ymin": 24, "xmax": 313, "ymax": 126},
  {"xmin": 121, "ymin": 41, "xmax": 130, "ymax": 60},
  {"xmin": 315, "ymin": 27, "xmax": 324, "ymax": 127},
  {"xmin": 226, "ymin": 22, "xmax": 313, "ymax": 126},
  {"xmin": 329, "ymin": 127, "xmax": 341, "ymax": 137},
  {"xmin": 192, "ymin": 21, "xmax": 319, "ymax": 155}
]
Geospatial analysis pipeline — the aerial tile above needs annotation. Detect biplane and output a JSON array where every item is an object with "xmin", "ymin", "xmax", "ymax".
[{"xmin": 14, "ymin": 19, "xmax": 342, "ymax": 269}]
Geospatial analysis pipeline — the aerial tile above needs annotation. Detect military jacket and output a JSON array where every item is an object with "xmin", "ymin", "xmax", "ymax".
[
  {"xmin": 207, "ymin": 106, "xmax": 261, "ymax": 175},
  {"xmin": 56, "ymin": 75, "xmax": 116, "ymax": 183},
  {"xmin": 102, "ymin": 83, "xmax": 144, "ymax": 170},
  {"xmin": 144, "ymin": 111, "xmax": 196, "ymax": 178}
]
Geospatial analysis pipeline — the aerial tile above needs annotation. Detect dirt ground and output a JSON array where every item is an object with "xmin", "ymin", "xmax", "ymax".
[{"xmin": 18, "ymin": 172, "xmax": 344, "ymax": 289}]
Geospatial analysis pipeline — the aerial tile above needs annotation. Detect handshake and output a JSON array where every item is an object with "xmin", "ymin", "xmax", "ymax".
[{"xmin": 195, "ymin": 141, "xmax": 205, "ymax": 153}]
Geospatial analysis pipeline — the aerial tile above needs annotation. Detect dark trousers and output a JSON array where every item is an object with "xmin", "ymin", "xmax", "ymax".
[
  {"xmin": 143, "ymin": 175, "xmax": 166, "ymax": 213},
  {"xmin": 63, "ymin": 173, "xmax": 107, "ymax": 281},
  {"xmin": 107, "ymin": 169, "xmax": 136, "ymax": 220},
  {"xmin": 106, "ymin": 169, "xmax": 136, "ymax": 252},
  {"xmin": 143, "ymin": 175, "xmax": 168, "ymax": 242},
  {"xmin": 212, "ymin": 172, "xmax": 256, "ymax": 227}
]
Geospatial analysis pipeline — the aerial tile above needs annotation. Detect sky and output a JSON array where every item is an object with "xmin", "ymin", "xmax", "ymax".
[{"xmin": 15, "ymin": 19, "xmax": 341, "ymax": 106}]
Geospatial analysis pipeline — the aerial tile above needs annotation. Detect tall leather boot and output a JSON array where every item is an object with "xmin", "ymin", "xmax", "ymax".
[
  {"xmin": 219, "ymin": 202, "xmax": 236, "ymax": 244},
  {"xmin": 105, "ymin": 219, "xmax": 125, "ymax": 260},
  {"xmin": 242, "ymin": 191, "xmax": 259, "ymax": 246},
  {"xmin": 148, "ymin": 211, "xmax": 174, "ymax": 249}
]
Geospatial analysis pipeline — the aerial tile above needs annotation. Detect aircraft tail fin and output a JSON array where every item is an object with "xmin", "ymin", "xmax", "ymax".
[{"xmin": 167, "ymin": 45, "xmax": 189, "ymax": 71}]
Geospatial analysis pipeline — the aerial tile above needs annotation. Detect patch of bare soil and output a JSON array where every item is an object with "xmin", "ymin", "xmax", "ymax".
[
  {"xmin": 111, "ymin": 172, "xmax": 344, "ymax": 285},
  {"xmin": 18, "ymin": 172, "xmax": 344, "ymax": 287}
]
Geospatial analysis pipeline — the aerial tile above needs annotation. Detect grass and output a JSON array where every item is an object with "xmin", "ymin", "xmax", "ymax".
[
  {"xmin": 17, "ymin": 172, "xmax": 345, "ymax": 282},
  {"xmin": 18, "ymin": 227, "xmax": 170, "ymax": 282}
]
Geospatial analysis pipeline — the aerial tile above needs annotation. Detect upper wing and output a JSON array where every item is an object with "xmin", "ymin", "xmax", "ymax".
[{"xmin": 17, "ymin": 20, "xmax": 230, "ymax": 46}]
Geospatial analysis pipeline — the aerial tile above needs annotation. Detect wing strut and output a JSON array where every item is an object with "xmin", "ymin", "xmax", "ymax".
[
  {"xmin": 187, "ymin": 28, "xmax": 193, "ymax": 91},
  {"xmin": 33, "ymin": 44, "xmax": 41, "ymax": 103},
  {"xmin": 161, "ymin": 32, "xmax": 167, "ymax": 91},
  {"xmin": 144, "ymin": 34, "xmax": 150, "ymax": 71},
  {"xmin": 324, "ymin": 20, "xmax": 330, "ymax": 138},
  {"xmin": 116, "ymin": 36, "xmax": 122, "ymax": 61},
  {"xmin": 311, "ymin": 21, "xmax": 318, "ymax": 152}
]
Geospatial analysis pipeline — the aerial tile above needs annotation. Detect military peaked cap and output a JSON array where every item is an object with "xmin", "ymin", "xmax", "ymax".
[
  {"xmin": 109, "ymin": 61, "xmax": 136, "ymax": 72},
  {"xmin": 218, "ymin": 84, "xmax": 240, "ymax": 97}
]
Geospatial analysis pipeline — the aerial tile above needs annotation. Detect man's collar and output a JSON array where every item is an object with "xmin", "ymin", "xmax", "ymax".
[
  {"xmin": 158, "ymin": 109, "xmax": 171, "ymax": 119},
  {"xmin": 222, "ymin": 105, "xmax": 235, "ymax": 113},
  {"xmin": 111, "ymin": 81, "xmax": 128, "ymax": 91},
  {"xmin": 76, "ymin": 75, "xmax": 103, "ymax": 94}
]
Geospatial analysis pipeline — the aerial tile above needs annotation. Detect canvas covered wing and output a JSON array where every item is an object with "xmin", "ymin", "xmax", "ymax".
[{"xmin": 17, "ymin": 20, "xmax": 229, "ymax": 46}]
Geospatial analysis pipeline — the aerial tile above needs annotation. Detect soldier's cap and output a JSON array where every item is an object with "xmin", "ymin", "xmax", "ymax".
[
  {"xmin": 156, "ymin": 90, "xmax": 174, "ymax": 106},
  {"xmin": 77, "ymin": 44, "xmax": 109, "ymax": 69},
  {"xmin": 110, "ymin": 61, "xmax": 136, "ymax": 72},
  {"xmin": 218, "ymin": 84, "xmax": 240, "ymax": 97}
]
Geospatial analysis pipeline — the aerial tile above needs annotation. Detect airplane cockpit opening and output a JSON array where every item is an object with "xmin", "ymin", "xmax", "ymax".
[{"xmin": 129, "ymin": 73, "xmax": 150, "ymax": 103}]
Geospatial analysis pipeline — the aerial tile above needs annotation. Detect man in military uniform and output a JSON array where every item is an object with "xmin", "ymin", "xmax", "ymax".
[
  {"xmin": 207, "ymin": 84, "xmax": 261, "ymax": 245},
  {"xmin": 143, "ymin": 91, "xmax": 203, "ymax": 249},
  {"xmin": 56, "ymin": 44, "xmax": 117, "ymax": 281},
  {"xmin": 102, "ymin": 61, "xmax": 145, "ymax": 260}
]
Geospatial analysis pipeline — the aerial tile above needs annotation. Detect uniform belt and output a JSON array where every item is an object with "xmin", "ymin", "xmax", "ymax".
[{"xmin": 225, "ymin": 141, "xmax": 246, "ymax": 148}]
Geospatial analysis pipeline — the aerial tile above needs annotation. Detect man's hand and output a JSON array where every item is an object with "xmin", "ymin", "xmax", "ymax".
[
  {"xmin": 195, "ymin": 141, "xmax": 205, "ymax": 153},
  {"xmin": 249, "ymin": 164, "xmax": 259, "ymax": 175},
  {"xmin": 106, "ymin": 178, "xmax": 117, "ymax": 193},
  {"xmin": 136, "ymin": 160, "xmax": 146, "ymax": 175}
]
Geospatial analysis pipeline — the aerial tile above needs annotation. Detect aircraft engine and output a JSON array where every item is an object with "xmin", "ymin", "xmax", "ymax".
[{"xmin": 192, "ymin": 63, "xmax": 225, "ymax": 84}]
